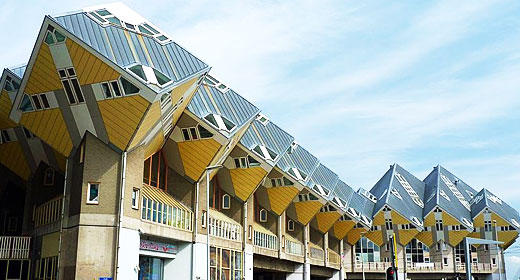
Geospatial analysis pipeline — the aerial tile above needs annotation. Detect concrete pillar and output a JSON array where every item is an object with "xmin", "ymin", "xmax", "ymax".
[
  {"xmin": 324, "ymin": 232, "xmax": 329, "ymax": 266},
  {"xmin": 116, "ymin": 228, "xmax": 140, "ymax": 280},
  {"xmin": 328, "ymin": 270, "xmax": 341, "ymax": 280},
  {"xmin": 339, "ymin": 239, "xmax": 345, "ymax": 280},
  {"xmin": 286, "ymin": 264, "xmax": 305, "ymax": 280},
  {"xmin": 278, "ymin": 212, "xmax": 284, "ymax": 257},
  {"xmin": 303, "ymin": 224, "xmax": 311, "ymax": 280},
  {"xmin": 243, "ymin": 196, "xmax": 255, "ymax": 280}
]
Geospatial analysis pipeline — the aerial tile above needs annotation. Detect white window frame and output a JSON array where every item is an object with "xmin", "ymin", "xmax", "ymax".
[
  {"xmin": 395, "ymin": 172, "xmax": 424, "ymax": 207},
  {"xmin": 222, "ymin": 194, "xmax": 231, "ymax": 209},
  {"xmin": 256, "ymin": 114, "xmax": 269, "ymax": 126},
  {"xmin": 29, "ymin": 93, "xmax": 51, "ymax": 111},
  {"xmin": 87, "ymin": 183, "xmax": 100, "ymax": 205},
  {"xmin": 253, "ymin": 145, "xmax": 277, "ymax": 161},
  {"xmin": 100, "ymin": 80, "xmax": 124, "ymax": 99},
  {"xmin": 288, "ymin": 167, "xmax": 306, "ymax": 181},
  {"xmin": 234, "ymin": 157, "xmax": 249, "ymax": 169},
  {"xmin": 287, "ymin": 220, "xmax": 294, "ymax": 231},
  {"xmin": 270, "ymin": 177, "xmax": 284, "ymax": 187},
  {"xmin": 58, "ymin": 67, "xmax": 85, "ymax": 105},
  {"xmin": 259, "ymin": 209, "xmax": 267, "ymax": 222},
  {"xmin": 131, "ymin": 188, "xmax": 140, "ymax": 210}
]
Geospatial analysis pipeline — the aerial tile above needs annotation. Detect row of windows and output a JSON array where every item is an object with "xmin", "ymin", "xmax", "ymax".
[
  {"xmin": 233, "ymin": 156, "xmax": 260, "ymax": 169},
  {"xmin": 181, "ymin": 125, "xmax": 213, "ymax": 141},
  {"xmin": 270, "ymin": 177, "xmax": 293, "ymax": 187},
  {"xmin": 141, "ymin": 196, "xmax": 192, "ymax": 230},
  {"xmin": 4, "ymin": 75, "xmax": 20, "ymax": 91}
]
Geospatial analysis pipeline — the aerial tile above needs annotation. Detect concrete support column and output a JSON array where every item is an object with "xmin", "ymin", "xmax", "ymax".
[
  {"xmin": 21, "ymin": 181, "xmax": 33, "ymax": 234},
  {"xmin": 328, "ymin": 270, "xmax": 341, "ymax": 280},
  {"xmin": 339, "ymin": 239, "xmax": 345, "ymax": 280},
  {"xmin": 324, "ymin": 232, "xmax": 329, "ymax": 267},
  {"xmin": 278, "ymin": 211, "xmax": 284, "ymax": 257},
  {"xmin": 286, "ymin": 264, "xmax": 305, "ymax": 280},
  {"xmin": 303, "ymin": 224, "xmax": 311, "ymax": 280},
  {"xmin": 243, "ymin": 196, "xmax": 255, "ymax": 280}
]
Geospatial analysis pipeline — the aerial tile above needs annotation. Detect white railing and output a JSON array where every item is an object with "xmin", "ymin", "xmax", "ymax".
[
  {"xmin": 208, "ymin": 215, "xmax": 242, "ymax": 241},
  {"xmin": 0, "ymin": 236, "xmax": 31, "ymax": 259},
  {"xmin": 34, "ymin": 196, "xmax": 63, "ymax": 227},
  {"xmin": 405, "ymin": 262, "xmax": 496, "ymax": 273},
  {"xmin": 352, "ymin": 262, "xmax": 391, "ymax": 272},
  {"xmin": 309, "ymin": 244, "xmax": 324, "ymax": 261},
  {"xmin": 141, "ymin": 195, "xmax": 193, "ymax": 231},
  {"xmin": 253, "ymin": 230, "xmax": 278, "ymax": 250},
  {"xmin": 285, "ymin": 239, "xmax": 303, "ymax": 256}
]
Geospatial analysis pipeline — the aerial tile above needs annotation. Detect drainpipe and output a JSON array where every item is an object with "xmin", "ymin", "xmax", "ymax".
[
  {"xmin": 192, "ymin": 180, "xmax": 200, "ymax": 280},
  {"xmin": 114, "ymin": 152, "xmax": 127, "ymax": 280},
  {"xmin": 56, "ymin": 158, "xmax": 69, "ymax": 280}
]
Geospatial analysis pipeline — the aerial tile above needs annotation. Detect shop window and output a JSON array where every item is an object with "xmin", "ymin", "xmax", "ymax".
[
  {"xmin": 58, "ymin": 67, "xmax": 84, "ymax": 105},
  {"xmin": 132, "ymin": 188, "xmax": 140, "ymax": 209},
  {"xmin": 87, "ymin": 183, "xmax": 99, "ymax": 204},
  {"xmin": 222, "ymin": 194, "xmax": 231, "ymax": 209},
  {"xmin": 143, "ymin": 150, "xmax": 168, "ymax": 190},
  {"xmin": 287, "ymin": 220, "xmax": 294, "ymax": 231},
  {"xmin": 259, "ymin": 209, "xmax": 267, "ymax": 222},
  {"xmin": 43, "ymin": 167, "xmax": 55, "ymax": 186},
  {"xmin": 139, "ymin": 256, "xmax": 164, "ymax": 280},
  {"xmin": 210, "ymin": 246, "xmax": 242, "ymax": 280}
]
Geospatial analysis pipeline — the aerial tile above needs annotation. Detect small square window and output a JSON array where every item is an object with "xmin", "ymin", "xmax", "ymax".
[
  {"xmin": 132, "ymin": 188, "xmax": 140, "ymax": 209},
  {"xmin": 87, "ymin": 183, "xmax": 99, "ymax": 204}
]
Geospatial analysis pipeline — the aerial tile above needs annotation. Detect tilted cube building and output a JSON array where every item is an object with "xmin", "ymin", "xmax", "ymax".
[{"xmin": 0, "ymin": 3, "xmax": 518, "ymax": 280}]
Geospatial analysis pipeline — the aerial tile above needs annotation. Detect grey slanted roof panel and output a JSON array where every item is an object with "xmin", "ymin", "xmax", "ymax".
[
  {"xmin": 276, "ymin": 144, "xmax": 319, "ymax": 179},
  {"xmin": 471, "ymin": 188, "xmax": 487, "ymax": 218},
  {"xmin": 473, "ymin": 189, "xmax": 520, "ymax": 230},
  {"xmin": 368, "ymin": 166, "xmax": 393, "ymax": 215},
  {"xmin": 422, "ymin": 168, "xmax": 439, "ymax": 217},
  {"xmin": 330, "ymin": 180, "xmax": 355, "ymax": 207},
  {"xmin": 389, "ymin": 164, "xmax": 425, "ymax": 224},
  {"xmin": 347, "ymin": 191, "xmax": 375, "ymax": 225},
  {"xmin": 53, "ymin": 12, "xmax": 208, "ymax": 85},
  {"xmin": 8, "ymin": 65, "xmax": 27, "ymax": 79},
  {"xmin": 187, "ymin": 85, "xmax": 259, "ymax": 136},
  {"xmin": 436, "ymin": 166, "xmax": 474, "ymax": 226},
  {"xmin": 309, "ymin": 163, "xmax": 339, "ymax": 195}
]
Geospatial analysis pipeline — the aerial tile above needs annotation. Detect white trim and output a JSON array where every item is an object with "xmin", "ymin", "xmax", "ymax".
[
  {"xmin": 139, "ymin": 249, "xmax": 176, "ymax": 259},
  {"xmin": 87, "ymin": 183, "xmax": 100, "ymax": 204}
]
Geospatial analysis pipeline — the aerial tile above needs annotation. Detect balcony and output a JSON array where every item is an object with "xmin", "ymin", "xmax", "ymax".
[
  {"xmin": 309, "ymin": 242, "xmax": 324, "ymax": 265},
  {"xmin": 284, "ymin": 235, "xmax": 303, "ymax": 256},
  {"xmin": 253, "ymin": 223, "xmax": 278, "ymax": 257},
  {"xmin": 405, "ymin": 262, "xmax": 497, "ymax": 274},
  {"xmin": 455, "ymin": 263, "xmax": 497, "ymax": 274},
  {"xmin": 141, "ymin": 185, "xmax": 193, "ymax": 232},
  {"xmin": 33, "ymin": 196, "xmax": 63, "ymax": 228},
  {"xmin": 208, "ymin": 209, "xmax": 242, "ymax": 242},
  {"xmin": 348, "ymin": 262, "xmax": 391, "ymax": 273},
  {"xmin": 327, "ymin": 248, "xmax": 340, "ymax": 267},
  {"xmin": 0, "ymin": 236, "xmax": 31, "ymax": 259}
]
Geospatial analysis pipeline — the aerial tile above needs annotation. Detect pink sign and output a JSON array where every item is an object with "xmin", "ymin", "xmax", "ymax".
[{"xmin": 140, "ymin": 240, "xmax": 177, "ymax": 254}]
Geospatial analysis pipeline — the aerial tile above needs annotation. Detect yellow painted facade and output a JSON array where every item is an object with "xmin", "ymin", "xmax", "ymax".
[
  {"xmin": 129, "ymin": 101, "xmax": 161, "ymax": 149},
  {"xmin": 66, "ymin": 39, "xmax": 120, "ymax": 85},
  {"xmin": 424, "ymin": 212, "xmax": 435, "ymax": 227},
  {"xmin": 143, "ymin": 131, "xmax": 165, "ymax": 160},
  {"xmin": 20, "ymin": 108, "xmax": 72, "ymax": 156},
  {"xmin": 372, "ymin": 211, "xmax": 385, "ymax": 226},
  {"xmin": 98, "ymin": 95, "xmax": 149, "ymax": 150},
  {"xmin": 491, "ymin": 213, "xmax": 510, "ymax": 226},
  {"xmin": 398, "ymin": 229, "xmax": 418, "ymax": 246},
  {"xmin": 266, "ymin": 186, "xmax": 299, "ymax": 215},
  {"xmin": 293, "ymin": 200, "xmax": 322, "ymax": 225},
  {"xmin": 365, "ymin": 230, "xmax": 384, "ymax": 246},
  {"xmin": 177, "ymin": 138, "xmax": 221, "ymax": 181},
  {"xmin": 347, "ymin": 228, "xmax": 365, "ymax": 245},
  {"xmin": 473, "ymin": 213, "xmax": 485, "ymax": 227},
  {"xmin": 168, "ymin": 76, "xmax": 201, "ymax": 127},
  {"xmin": 315, "ymin": 211, "xmax": 341, "ymax": 233},
  {"xmin": 442, "ymin": 212, "xmax": 460, "ymax": 226},
  {"xmin": 0, "ymin": 90, "xmax": 16, "ymax": 129},
  {"xmin": 333, "ymin": 220, "xmax": 356, "ymax": 240},
  {"xmin": 447, "ymin": 230, "xmax": 469, "ymax": 247},
  {"xmin": 391, "ymin": 210, "xmax": 410, "ymax": 225},
  {"xmin": 415, "ymin": 231, "xmax": 434, "ymax": 247},
  {"xmin": 25, "ymin": 44, "xmax": 62, "ymax": 95},
  {"xmin": 0, "ymin": 142, "xmax": 30, "ymax": 180},
  {"xmin": 229, "ymin": 167, "xmax": 267, "ymax": 201},
  {"xmin": 499, "ymin": 231, "xmax": 518, "ymax": 249}
]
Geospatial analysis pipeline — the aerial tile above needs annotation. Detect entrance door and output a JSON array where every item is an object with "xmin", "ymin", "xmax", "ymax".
[{"xmin": 139, "ymin": 256, "xmax": 164, "ymax": 280}]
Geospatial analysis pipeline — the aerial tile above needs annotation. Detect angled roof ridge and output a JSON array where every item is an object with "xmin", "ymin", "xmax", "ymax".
[
  {"xmin": 435, "ymin": 165, "xmax": 441, "ymax": 206},
  {"xmin": 385, "ymin": 163, "xmax": 397, "ymax": 205}
]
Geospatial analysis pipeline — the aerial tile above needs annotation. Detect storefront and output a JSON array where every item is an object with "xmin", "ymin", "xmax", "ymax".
[
  {"xmin": 210, "ymin": 246, "xmax": 242, "ymax": 280},
  {"xmin": 138, "ymin": 240, "xmax": 177, "ymax": 280}
]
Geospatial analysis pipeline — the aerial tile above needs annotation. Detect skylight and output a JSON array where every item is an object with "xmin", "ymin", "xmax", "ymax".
[
  {"xmin": 394, "ymin": 172, "xmax": 424, "ymax": 207},
  {"xmin": 4, "ymin": 76, "xmax": 20, "ymax": 92},
  {"xmin": 202, "ymin": 74, "xmax": 229, "ymax": 93},
  {"xmin": 256, "ymin": 114, "xmax": 269, "ymax": 126},
  {"xmin": 440, "ymin": 190, "xmax": 451, "ymax": 201},
  {"xmin": 204, "ymin": 113, "xmax": 236, "ymax": 132},
  {"xmin": 312, "ymin": 184, "xmax": 330, "ymax": 197},
  {"xmin": 287, "ymin": 167, "xmax": 307, "ymax": 181},
  {"xmin": 440, "ymin": 174, "xmax": 471, "ymax": 211},
  {"xmin": 390, "ymin": 188, "xmax": 402, "ymax": 200},
  {"xmin": 252, "ymin": 145, "xmax": 278, "ymax": 161},
  {"xmin": 127, "ymin": 64, "xmax": 171, "ymax": 87}
]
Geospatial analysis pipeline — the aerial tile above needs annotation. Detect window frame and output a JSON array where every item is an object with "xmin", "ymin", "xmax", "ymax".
[
  {"xmin": 87, "ymin": 182, "xmax": 100, "ymax": 205},
  {"xmin": 131, "ymin": 188, "xmax": 140, "ymax": 210},
  {"xmin": 58, "ymin": 67, "xmax": 85, "ymax": 105},
  {"xmin": 287, "ymin": 219, "xmax": 294, "ymax": 231},
  {"xmin": 222, "ymin": 194, "xmax": 231, "ymax": 210},
  {"xmin": 259, "ymin": 209, "xmax": 267, "ymax": 222}
]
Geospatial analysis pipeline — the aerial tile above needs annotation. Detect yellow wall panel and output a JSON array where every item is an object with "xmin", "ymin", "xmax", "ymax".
[
  {"xmin": 25, "ymin": 44, "xmax": 62, "ymax": 95},
  {"xmin": 499, "ymin": 231, "xmax": 518, "ymax": 249},
  {"xmin": 129, "ymin": 101, "xmax": 160, "ymax": 149},
  {"xmin": 347, "ymin": 228, "xmax": 365, "ymax": 245},
  {"xmin": 144, "ymin": 131, "xmax": 164, "ymax": 160},
  {"xmin": 333, "ymin": 221, "xmax": 355, "ymax": 240},
  {"xmin": 491, "ymin": 213, "xmax": 510, "ymax": 227},
  {"xmin": 0, "ymin": 91, "xmax": 16, "ymax": 129},
  {"xmin": 230, "ymin": 167, "xmax": 267, "ymax": 201},
  {"xmin": 473, "ymin": 213, "xmax": 484, "ymax": 227},
  {"xmin": 98, "ymin": 95, "xmax": 149, "ymax": 150},
  {"xmin": 66, "ymin": 40, "xmax": 120, "ymax": 85},
  {"xmin": 178, "ymin": 138, "xmax": 221, "ymax": 181},
  {"xmin": 20, "ymin": 109, "xmax": 72, "ymax": 156},
  {"xmin": 391, "ymin": 211, "xmax": 410, "ymax": 225},
  {"xmin": 398, "ymin": 229, "xmax": 418, "ymax": 246},
  {"xmin": 266, "ymin": 186, "xmax": 299, "ymax": 215},
  {"xmin": 373, "ymin": 211, "xmax": 385, "ymax": 226},
  {"xmin": 293, "ymin": 201, "xmax": 322, "ymax": 225},
  {"xmin": 365, "ymin": 230, "xmax": 384, "ymax": 246},
  {"xmin": 442, "ymin": 212, "xmax": 460, "ymax": 226},
  {"xmin": 424, "ymin": 212, "xmax": 435, "ymax": 227},
  {"xmin": 315, "ymin": 212, "xmax": 341, "ymax": 233},
  {"xmin": 447, "ymin": 230, "xmax": 469, "ymax": 247},
  {"xmin": 415, "ymin": 231, "xmax": 434, "ymax": 247},
  {"xmin": 0, "ymin": 142, "xmax": 30, "ymax": 180}
]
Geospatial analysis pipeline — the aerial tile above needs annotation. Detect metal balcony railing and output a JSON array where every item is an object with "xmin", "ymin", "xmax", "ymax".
[
  {"xmin": 0, "ymin": 236, "xmax": 31, "ymax": 259},
  {"xmin": 285, "ymin": 238, "xmax": 303, "ymax": 256},
  {"xmin": 33, "ymin": 196, "xmax": 63, "ymax": 228},
  {"xmin": 141, "ymin": 184, "xmax": 193, "ymax": 231},
  {"xmin": 208, "ymin": 209, "xmax": 242, "ymax": 241}
]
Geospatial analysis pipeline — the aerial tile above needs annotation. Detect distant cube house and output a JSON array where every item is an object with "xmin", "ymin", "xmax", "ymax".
[{"xmin": 0, "ymin": 3, "xmax": 517, "ymax": 280}]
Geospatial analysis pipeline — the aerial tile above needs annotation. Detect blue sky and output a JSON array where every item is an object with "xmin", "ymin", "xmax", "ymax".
[{"xmin": 2, "ymin": 0, "xmax": 520, "ymax": 276}]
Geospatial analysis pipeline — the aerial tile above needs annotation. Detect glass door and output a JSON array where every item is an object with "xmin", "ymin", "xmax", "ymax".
[{"xmin": 139, "ymin": 256, "xmax": 163, "ymax": 280}]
